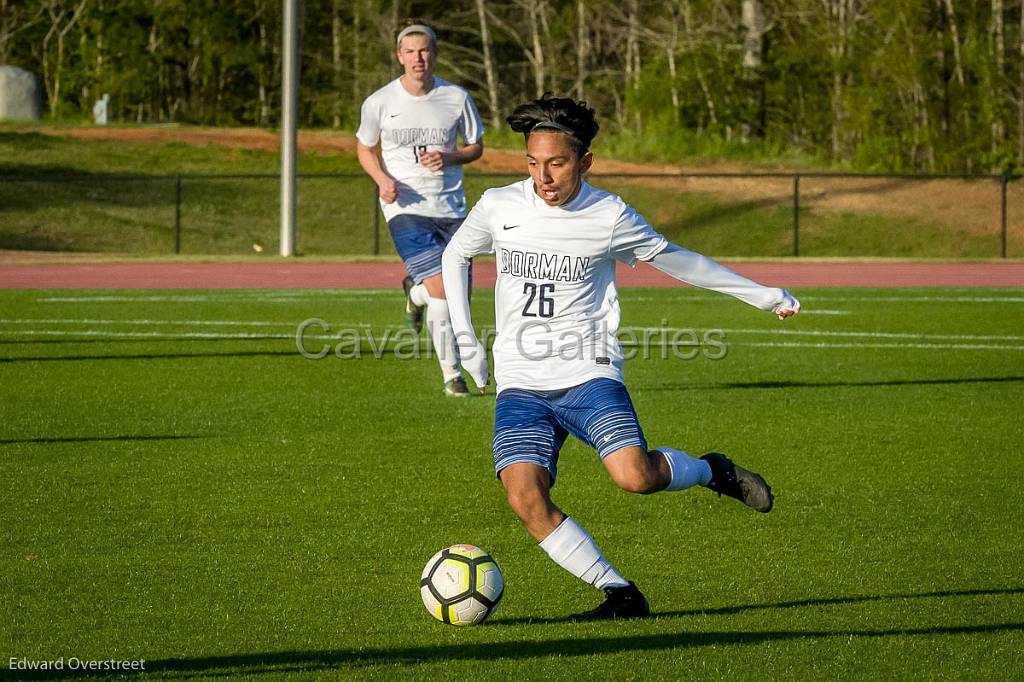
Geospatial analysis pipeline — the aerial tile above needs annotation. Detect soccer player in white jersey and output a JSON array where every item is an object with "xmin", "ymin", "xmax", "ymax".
[
  {"xmin": 356, "ymin": 23, "xmax": 484, "ymax": 397},
  {"xmin": 441, "ymin": 94, "xmax": 800, "ymax": 619}
]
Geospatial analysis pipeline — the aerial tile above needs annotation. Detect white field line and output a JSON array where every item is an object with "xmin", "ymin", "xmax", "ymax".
[
  {"xmin": 2, "ymin": 324, "xmax": 1023, "ymax": 351},
  {"xmin": 37, "ymin": 291, "xmax": 400, "ymax": 303},
  {"xmin": 724, "ymin": 328, "xmax": 1024, "ymax": 342},
  {"xmin": 0, "ymin": 318, "xmax": 372, "ymax": 328},
  {"xmin": 621, "ymin": 294, "xmax": 1024, "ymax": 304},
  {"xmin": 629, "ymin": 327, "xmax": 1024, "ymax": 342},
  {"xmin": 5, "ymin": 321, "xmax": 1023, "ymax": 342},
  {"xmin": 793, "ymin": 309, "xmax": 850, "ymax": 315},
  {"xmin": 37, "ymin": 297, "xmax": 394, "ymax": 304},
  {"xmin": 1, "ymin": 329, "xmax": 1021, "ymax": 352},
  {"xmin": 5, "ymin": 320, "xmax": 1021, "ymax": 342},
  {"xmin": 800, "ymin": 295, "xmax": 1024, "ymax": 304},
  {"xmin": 0, "ymin": 330, "xmax": 342, "ymax": 341},
  {"xmin": 38, "ymin": 292, "xmax": 1024, "ymax": 305},
  {"xmin": 742, "ymin": 341, "xmax": 1024, "ymax": 351},
  {"xmin": 630, "ymin": 329, "xmax": 1024, "ymax": 352}
]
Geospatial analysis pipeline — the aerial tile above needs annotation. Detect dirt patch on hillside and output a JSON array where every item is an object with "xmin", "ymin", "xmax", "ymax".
[
  {"xmin": 54, "ymin": 125, "xmax": 355, "ymax": 155},
  {"xmin": 33, "ymin": 125, "xmax": 1023, "ymax": 238},
  {"xmin": 49, "ymin": 124, "xmax": 675, "ymax": 173}
]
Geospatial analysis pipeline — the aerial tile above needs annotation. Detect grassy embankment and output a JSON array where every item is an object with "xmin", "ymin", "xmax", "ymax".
[{"xmin": 0, "ymin": 126, "xmax": 1015, "ymax": 258}]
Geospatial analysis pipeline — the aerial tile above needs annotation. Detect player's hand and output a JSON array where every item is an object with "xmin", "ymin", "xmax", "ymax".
[
  {"xmin": 773, "ymin": 290, "xmax": 800, "ymax": 320},
  {"xmin": 419, "ymin": 151, "xmax": 446, "ymax": 172},
  {"xmin": 458, "ymin": 338, "xmax": 489, "ymax": 393},
  {"xmin": 377, "ymin": 177, "xmax": 398, "ymax": 203}
]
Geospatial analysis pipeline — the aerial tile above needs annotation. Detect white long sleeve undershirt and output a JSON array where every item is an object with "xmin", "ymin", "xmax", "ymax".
[
  {"xmin": 645, "ymin": 242, "xmax": 789, "ymax": 312},
  {"xmin": 441, "ymin": 245, "xmax": 476, "ymax": 346}
]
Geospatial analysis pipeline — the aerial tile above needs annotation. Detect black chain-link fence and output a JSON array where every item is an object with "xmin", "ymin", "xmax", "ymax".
[{"xmin": 1, "ymin": 171, "xmax": 1019, "ymax": 258}]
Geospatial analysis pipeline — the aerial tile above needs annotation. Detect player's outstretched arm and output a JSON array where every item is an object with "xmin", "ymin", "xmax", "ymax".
[
  {"xmin": 647, "ymin": 243, "xmax": 800, "ymax": 319},
  {"xmin": 441, "ymin": 244, "xmax": 489, "ymax": 391}
]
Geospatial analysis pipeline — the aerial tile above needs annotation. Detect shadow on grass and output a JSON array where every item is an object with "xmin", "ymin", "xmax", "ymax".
[
  {"xmin": 492, "ymin": 586, "xmax": 1024, "ymax": 626},
  {"xmin": 0, "ymin": 435, "xmax": 205, "ymax": 445},
  {"xmin": 0, "ymin": 232, "xmax": 79, "ymax": 252},
  {"xmin": 644, "ymin": 375, "xmax": 1024, "ymax": 391},
  {"xmin": 0, "ymin": 345, "xmax": 442, "ymax": 363},
  {"xmin": 0, "ymin": 336, "xmax": 312, "ymax": 346},
  {"xmin": 655, "ymin": 179, "xmax": 907, "ymax": 231},
  {"xmin": 23, "ymin": 624, "xmax": 1024, "ymax": 679},
  {"xmin": 0, "ymin": 338, "xmax": 185, "ymax": 345},
  {"xmin": 0, "ymin": 164, "xmax": 176, "ymax": 214},
  {"xmin": 14, "ymin": 588, "xmax": 1023, "ymax": 679},
  {"xmin": 0, "ymin": 349, "xmax": 301, "ymax": 363}
]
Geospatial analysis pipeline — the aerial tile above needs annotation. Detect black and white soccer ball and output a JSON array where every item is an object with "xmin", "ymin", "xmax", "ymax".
[{"xmin": 420, "ymin": 544, "xmax": 504, "ymax": 625}]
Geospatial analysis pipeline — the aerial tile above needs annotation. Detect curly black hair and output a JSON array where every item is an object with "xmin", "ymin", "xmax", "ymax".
[{"xmin": 506, "ymin": 93, "xmax": 599, "ymax": 157}]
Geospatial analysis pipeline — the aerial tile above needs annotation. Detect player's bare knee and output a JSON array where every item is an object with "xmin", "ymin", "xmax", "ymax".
[
  {"xmin": 618, "ymin": 475, "xmax": 661, "ymax": 495},
  {"xmin": 423, "ymin": 275, "xmax": 446, "ymax": 300},
  {"xmin": 610, "ymin": 465, "xmax": 661, "ymax": 495},
  {"xmin": 504, "ymin": 484, "xmax": 547, "ymax": 521}
]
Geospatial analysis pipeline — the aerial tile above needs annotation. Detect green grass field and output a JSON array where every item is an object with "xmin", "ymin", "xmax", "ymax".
[{"xmin": 2, "ymin": 285, "xmax": 1023, "ymax": 679}]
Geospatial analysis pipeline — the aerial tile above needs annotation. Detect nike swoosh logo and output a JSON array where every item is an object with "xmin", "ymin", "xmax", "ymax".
[
  {"xmin": 390, "ymin": 113, "xmax": 401, "ymax": 118},
  {"xmin": 503, "ymin": 224, "xmax": 520, "ymax": 230}
]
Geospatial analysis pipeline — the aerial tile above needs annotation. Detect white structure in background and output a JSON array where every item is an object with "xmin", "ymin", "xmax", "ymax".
[
  {"xmin": 0, "ymin": 66, "xmax": 42, "ymax": 121},
  {"xmin": 92, "ymin": 93, "xmax": 110, "ymax": 125}
]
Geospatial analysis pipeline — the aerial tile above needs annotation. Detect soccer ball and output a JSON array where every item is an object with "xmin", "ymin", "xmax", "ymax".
[{"xmin": 420, "ymin": 544, "xmax": 504, "ymax": 625}]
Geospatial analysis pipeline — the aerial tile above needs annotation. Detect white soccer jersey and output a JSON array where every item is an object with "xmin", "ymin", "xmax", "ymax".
[
  {"xmin": 356, "ymin": 77, "xmax": 483, "ymax": 221},
  {"xmin": 447, "ymin": 179, "xmax": 668, "ymax": 392}
]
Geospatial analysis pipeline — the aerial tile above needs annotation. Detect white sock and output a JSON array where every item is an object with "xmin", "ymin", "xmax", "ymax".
[
  {"xmin": 659, "ymin": 447, "xmax": 712, "ymax": 491},
  {"xmin": 425, "ymin": 296, "xmax": 461, "ymax": 382},
  {"xmin": 409, "ymin": 282, "xmax": 430, "ymax": 307},
  {"xmin": 538, "ymin": 517, "xmax": 629, "ymax": 590}
]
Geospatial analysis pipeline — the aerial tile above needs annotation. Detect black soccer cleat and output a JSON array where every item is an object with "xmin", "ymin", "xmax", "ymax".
[
  {"xmin": 402, "ymin": 275, "xmax": 425, "ymax": 334},
  {"xmin": 443, "ymin": 376, "xmax": 472, "ymax": 397},
  {"xmin": 700, "ymin": 452, "xmax": 774, "ymax": 513},
  {"xmin": 570, "ymin": 581, "xmax": 651, "ymax": 621}
]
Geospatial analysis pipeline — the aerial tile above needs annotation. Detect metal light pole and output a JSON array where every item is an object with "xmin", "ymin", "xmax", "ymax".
[{"xmin": 280, "ymin": 0, "xmax": 300, "ymax": 257}]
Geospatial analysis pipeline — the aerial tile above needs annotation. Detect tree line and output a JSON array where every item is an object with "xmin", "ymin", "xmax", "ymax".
[{"xmin": 2, "ymin": 0, "xmax": 1023, "ymax": 173}]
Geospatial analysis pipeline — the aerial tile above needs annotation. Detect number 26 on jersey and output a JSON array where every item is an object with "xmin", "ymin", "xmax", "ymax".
[{"xmin": 522, "ymin": 282, "xmax": 555, "ymax": 318}]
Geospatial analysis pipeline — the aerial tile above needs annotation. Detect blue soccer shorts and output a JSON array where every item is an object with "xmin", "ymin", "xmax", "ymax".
[
  {"xmin": 388, "ymin": 214, "xmax": 465, "ymax": 284},
  {"xmin": 492, "ymin": 378, "xmax": 648, "ymax": 485}
]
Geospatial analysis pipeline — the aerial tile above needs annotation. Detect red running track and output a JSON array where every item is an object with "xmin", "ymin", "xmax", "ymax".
[{"xmin": 0, "ymin": 260, "xmax": 1023, "ymax": 289}]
